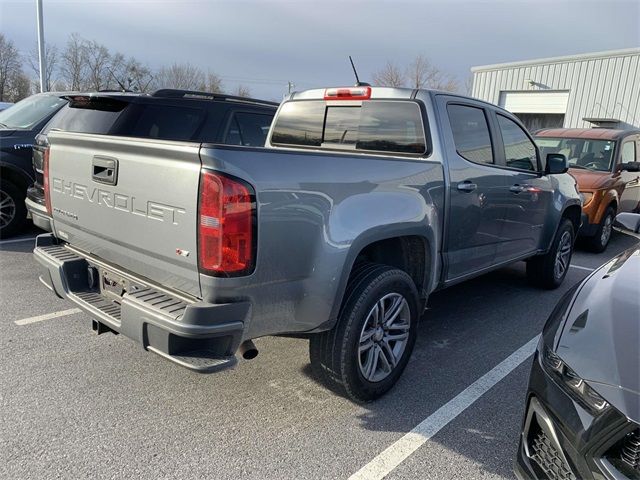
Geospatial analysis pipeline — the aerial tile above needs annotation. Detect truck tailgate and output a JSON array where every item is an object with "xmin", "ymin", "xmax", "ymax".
[{"xmin": 47, "ymin": 131, "xmax": 202, "ymax": 298}]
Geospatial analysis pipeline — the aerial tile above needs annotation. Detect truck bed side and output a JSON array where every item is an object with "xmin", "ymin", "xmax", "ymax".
[{"xmin": 197, "ymin": 145, "xmax": 445, "ymax": 338}]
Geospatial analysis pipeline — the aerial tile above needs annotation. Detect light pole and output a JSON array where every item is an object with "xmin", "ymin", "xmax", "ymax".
[{"xmin": 36, "ymin": 0, "xmax": 46, "ymax": 92}]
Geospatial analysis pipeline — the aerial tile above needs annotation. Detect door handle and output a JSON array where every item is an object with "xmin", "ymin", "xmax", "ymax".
[
  {"xmin": 457, "ymin": 181, "xmax": 477, "ymax": 193},
  {"xmin": 509, "ymin": 184, "xmax": 526, "ymax": 194}
]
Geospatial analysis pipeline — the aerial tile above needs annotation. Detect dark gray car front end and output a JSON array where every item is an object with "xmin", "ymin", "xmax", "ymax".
[{"xmin": 516, "ymin": 220, "xmax": 640, "ymax": 479}]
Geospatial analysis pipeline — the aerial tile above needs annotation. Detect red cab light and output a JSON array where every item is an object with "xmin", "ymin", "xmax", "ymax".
[
  {"xmin": 198, "ymin": 170, "xmax": 255, "ymax": 276},
  {"xmin": 324, "ymin": 86, "xmax": 371, "ymax": 100},
  {"xmin": 43, "ymin": 146, "xmax": 51, "ymax": 215}
]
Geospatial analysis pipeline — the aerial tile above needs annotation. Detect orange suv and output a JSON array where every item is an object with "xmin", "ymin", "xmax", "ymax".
[{"xmin": 536, "ymin": 128, "xmax": 640, "ymax": 252}]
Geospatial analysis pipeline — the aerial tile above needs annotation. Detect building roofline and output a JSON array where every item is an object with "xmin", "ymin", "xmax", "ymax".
[{"xmin": 471, "ymin": 47, "xmax": 640, "ymax": 73}]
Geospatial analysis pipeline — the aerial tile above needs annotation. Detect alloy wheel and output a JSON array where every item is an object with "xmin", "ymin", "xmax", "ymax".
[
  {"xmin": 0, "ymin": 189, "xmax": 16, "ymax": 230},
  {"xmin": 358, "ymin": 292, "xmax": 411, "ymax": 383},
  {"xmin": 600, "ymin": 214, "xmax": 613, "ymax": 247},
  {"xmin": 554, "ymin": 231, "xmax": 572, "ymax": 279}
]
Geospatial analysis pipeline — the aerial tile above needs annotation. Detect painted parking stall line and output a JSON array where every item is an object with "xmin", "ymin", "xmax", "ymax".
[
  {"xmin": 0, "ymin": 236, "xmax": 38, "ymax": 246},
  {"xmin": 14, "ymin": 308, "xmax": 82, "ymax": 326},
  {"xmin": 349, "ymin": 335, "xmax": 540, "ymax": 480},
  {"xmin": 569, "ymin": 264, "xmax": 595, "ymax": 272}
]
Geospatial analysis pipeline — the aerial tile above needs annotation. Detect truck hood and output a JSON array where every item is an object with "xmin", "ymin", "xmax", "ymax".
[
  {"xmin": 568, "ymin": 168, "xmax": 613, "ymax": 190},
  {"xmin": 0, "ymin": 129, "xmax": 18, "ymax": 137},
  {"xmin": 556, "ymin": 246, "xmax": 640, "ymax": 421}
]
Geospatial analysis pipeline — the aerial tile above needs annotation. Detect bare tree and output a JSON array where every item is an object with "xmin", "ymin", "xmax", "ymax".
[
  {"xmin": 120, "ymin": 58, "xmax": 155, "ymax": 92},
  {"xmin": 85, "ymin": 40, "xmax": 112, "ymax": 90},
  {"xmin": 233, "ymin": 84, "xmax": 251, "ymax": 97},
  {"xmin": 7, "ymin": 72, "xmax": 32, "ymax": 101},
  {"xmin": 27, "ymin": 42, "xmax": 59, "ymax": 91},
  {"xmin": 206, "ymin": 72, "xmax": 224, "ymax": 93},
  {"xmin": 406, "ymin": 54, "xmax": 459, "ymax": 92},
  {"xmin": 372, "ymin": 61, "xmax": 405, "ymax": 87},
  {"xmin": 60, "ymin": 33, "xmax": 88, "ymax": 91},
  {"xmin": 156, "ymin": 62, "xmax": 205, "ymax": 90},
  {"xmin": 0, "ymin": 34, "xmax": 22, "ymax": 101}
]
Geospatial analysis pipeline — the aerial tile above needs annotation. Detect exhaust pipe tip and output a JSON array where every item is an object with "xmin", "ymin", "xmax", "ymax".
[{"xmin": 239, "ymin": 340, "xmax": 258, "ymax": 360}]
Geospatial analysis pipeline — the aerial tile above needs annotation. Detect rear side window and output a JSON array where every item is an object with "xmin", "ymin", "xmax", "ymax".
[
  {"xmin": 225, "ymin": 112, "xmax": 273, "ymax": 146},
  {"xmin": 496, "ymin": 114, "xmax": 537, "ymax": 171},
  {"xmin": 447, "ymin": 104, "xmax": 493, "ymax": 164},
  {"xmin": 621, "ymin": 141, "xmax": 636, "ymax": 164},
  {"xmin": 126, "ymin": 104, "xmax": 204, "ymax": 141},
  {"xmin": 271, "ymin": 100, "xmax": 426, "ymax": 155}
]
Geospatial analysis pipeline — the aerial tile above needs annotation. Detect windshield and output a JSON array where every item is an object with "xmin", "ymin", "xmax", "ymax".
[
  {"xmin": 0, "ymin": 95, "xmax": 67, "ymax": 130},
  {"xmin": 536, "ymin": 137, "xmax": 615, "ymax": 172}
]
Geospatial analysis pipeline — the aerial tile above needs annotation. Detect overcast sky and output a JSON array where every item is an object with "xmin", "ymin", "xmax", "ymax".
[{"xmin": 1, "ymin": 0, "xmax": 639, "ymax": 100}]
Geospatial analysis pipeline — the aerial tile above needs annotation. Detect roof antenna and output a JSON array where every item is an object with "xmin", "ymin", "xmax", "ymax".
[
  {"xmin": 349, "ymin": 56, "xmax": 370, "ymax": 87},
  {"xmin": 107, "ymin": 66, "xmax": 128, "ymax": 92}
]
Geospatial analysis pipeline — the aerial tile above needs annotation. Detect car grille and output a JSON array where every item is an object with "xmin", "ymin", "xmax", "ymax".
[
  {"xmin": 621, "ymin": 430, "xmax": 640, "ymax": 471},
  {"xmin": 604, "ymin": 429, "xmax": 640, "ymax": 479},
  {"xmin": 531, "ymin": 430, "xmax": 577, "ymax": 480}
]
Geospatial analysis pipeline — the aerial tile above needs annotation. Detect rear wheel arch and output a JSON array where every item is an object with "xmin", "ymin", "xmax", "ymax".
[
  {"xmin": 328, "ymin": 231, "xmax": 434, "ymax": 328},
  {"xmin": 0, "ymin": 165, "xmax": 31, "ymax": 193}
]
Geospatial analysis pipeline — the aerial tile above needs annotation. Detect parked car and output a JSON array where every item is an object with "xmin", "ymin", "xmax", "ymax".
[
  {"xmin": 536, "ymin": 128, "xmax": 640, "ymax": 252},
  {"xmin": 34, "ymin": 86, "xmax": 581, "ymax": 401},
  {"xmin": 0, "ymin": 102, "xmax": 14, "ymax": 112},
  {"xmin": 515, "ymin": 212, "xmax": 640, "ymax": 480},
  {"xmin": 0, "ymin": 93, "xmax": 70, "ymax": 237},
  {"xmin": 26, "ymin": 89, "xmax": 278, "ymax": 232}
]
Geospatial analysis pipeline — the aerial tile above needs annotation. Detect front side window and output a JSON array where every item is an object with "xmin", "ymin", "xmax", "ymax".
[
  {"xmin": 497, "ymin": 115, "xmax": 537, "ymax": 171},
  {"xmin": 536, "ymin": 137, "xmax": 616, "ymax": 172},
  {"xmin": 621, "ymin": 141, "xmax": 636, "ymax": 164},
  {"xmin": 447, "ymin": 104, "xmax": 493, "ymax": 164},
  {"xmin": 271, "ymin": 100, "xmax": 426, "ymax": 155}
]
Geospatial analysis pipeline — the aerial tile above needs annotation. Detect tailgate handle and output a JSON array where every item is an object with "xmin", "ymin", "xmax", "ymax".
[{"xmin": 92, "ymin": 156, "xmax": 118, "ymax": 186}]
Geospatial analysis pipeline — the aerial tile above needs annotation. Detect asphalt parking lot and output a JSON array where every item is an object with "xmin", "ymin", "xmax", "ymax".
[{"xmin": 1, "ymin": 229, "xmax": 638, "ymax": 480}]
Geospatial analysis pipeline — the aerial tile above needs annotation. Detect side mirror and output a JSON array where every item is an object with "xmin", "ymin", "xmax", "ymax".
[
  {"xmin": 545, "ymin": 153, "xmax": 568, "ymax": 175},
  {"xmin": 614, "ymin": 213, "xmax": 640, "ymax": 234},
  {"xmin": 616, "ymin": 161, "xmax": 640, "ymax": 172}
]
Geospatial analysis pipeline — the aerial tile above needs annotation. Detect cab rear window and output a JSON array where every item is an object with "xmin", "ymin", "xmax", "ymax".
[{"xmin": 271, "ymin": 100, "xmax": 427, "ymax": 155}]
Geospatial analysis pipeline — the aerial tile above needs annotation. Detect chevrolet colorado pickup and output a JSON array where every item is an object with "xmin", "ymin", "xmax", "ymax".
[{"xmin": 34, "ymin": 86, "xmax": 582, "ymax": 401}]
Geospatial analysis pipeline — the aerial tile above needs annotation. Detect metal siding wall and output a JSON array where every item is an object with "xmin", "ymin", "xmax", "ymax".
[{"xmin": 471, "ymin": 51, "xmax": 640, "ymax": 128}]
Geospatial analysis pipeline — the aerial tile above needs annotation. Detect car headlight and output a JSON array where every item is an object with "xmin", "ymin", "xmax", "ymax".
[
  {"xmin": 580, "ymin": 192, "xmax": 594, "ymax": 206},
  {"xmin": 542, "ymin": 347, "xmax": 610, "ymax": 414}
]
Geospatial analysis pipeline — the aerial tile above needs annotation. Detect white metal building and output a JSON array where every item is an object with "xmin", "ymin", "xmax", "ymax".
[{"xmin": 471, "ymin": 48, "xmax": 640, "ymax": 131}]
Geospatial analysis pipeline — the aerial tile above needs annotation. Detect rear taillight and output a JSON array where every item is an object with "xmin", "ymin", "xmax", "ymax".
[
  {"xmin": 324, "ymin": 86, "xmax": 371, "ymax": 100},
  {"xmin": 198, "ymin": 170, "xmax": 255, "ymax": 276},
  {"xmin": 43, "ymin": 146, "xmax": 51, "ymax": 215}
]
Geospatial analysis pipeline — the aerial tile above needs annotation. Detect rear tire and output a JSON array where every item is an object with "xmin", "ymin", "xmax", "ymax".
[
  {"xmin": 0, "ymin": 180, "xmax": 27, "ymax": 239},
  {"xmin": 309, "ymin": 263, "xmax": 419, "ymax": 402},
  {"xmin": 527, "ymin": 218, "xmax": 575, "ymax": 289},
  {"xmin": 585, "ymin": 206, "xmax": 615, "ymax": 253}
]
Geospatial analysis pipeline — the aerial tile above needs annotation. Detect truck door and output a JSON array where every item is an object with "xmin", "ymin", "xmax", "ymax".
[
  {"xmin": 618, "ymin": 138, "xmax": 640, "ymax": 213},
  {"xmin": 438, "ymin": 98, "xmax": 507, "ymax": 281},
  {"xmin": 490, "ymin": 112, "xmax": 553, "ymax": 263}
]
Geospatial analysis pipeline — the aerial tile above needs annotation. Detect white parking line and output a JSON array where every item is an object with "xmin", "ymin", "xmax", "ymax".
[
  {"xmin": 349, "ymin": 335, "xmax": 540, "ymax": 480},
  {"xmin": 570, "ymin": 264, "xmax": 595, "ymax": 272},
  {"xmin": 14, "ymin": 308, "xmax": 81, "ymax": 326},
  {"xmin": 0, "ymin": 236, "xmax": 37, "ymax": 246}
]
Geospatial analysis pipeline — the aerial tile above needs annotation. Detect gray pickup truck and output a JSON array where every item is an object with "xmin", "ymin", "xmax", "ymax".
[{"xmin": 35, "ymin": 86, "xmax": 581, "ymax": 401}]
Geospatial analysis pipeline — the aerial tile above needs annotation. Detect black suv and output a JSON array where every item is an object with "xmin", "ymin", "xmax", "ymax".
[
  {"xmin": 26, "ymin": 89, "xmax": 278, "ymax": 232},
  {"xmin": 0, "ymin": 93, "xmax": 71, "ymax": 237}
]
